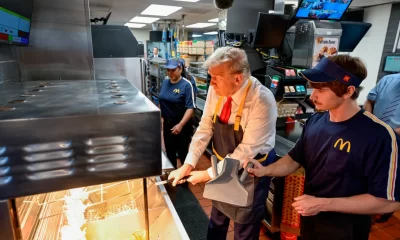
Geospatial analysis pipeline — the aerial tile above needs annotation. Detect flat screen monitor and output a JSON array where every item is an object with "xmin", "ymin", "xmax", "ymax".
[
  {"xmin": 339, "ymin": 21, "xmax": 371, "ymax": 52},
  {"xmin": 252, "ymin": 13, "xmax": 290, "ymax": 49},
  {"xmin": 0, "ymin": 2, "xmax": 32, "ymax": 46},
  {"xmin": 383, "ymin": 56, "xmax": 400, "ymax": 73},
  {"xmin": 295, "ymin": 0, "xmax": 353, "ymax": 20}
]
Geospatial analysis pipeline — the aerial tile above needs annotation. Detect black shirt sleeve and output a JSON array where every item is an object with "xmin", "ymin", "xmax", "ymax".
[
  {"xmin": 365, "ymin": 131, "xmax": 400, "ymax": 201},
  {"xmin": 288, "ymin": 120, "xmax": 309, "ymax": 167}
]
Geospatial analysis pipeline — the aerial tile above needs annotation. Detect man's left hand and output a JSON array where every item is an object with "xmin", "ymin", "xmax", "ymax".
[
  {"xmin": 187, "ymin": 170, "xmax": 211, "ymax": 185},
  {"xmin": 292, "ymin": 194, "xmax": 328, "ymax": 216},
  {"xmin": 171, "ymin": 123, "xmax": 183, "ymax": 135}
]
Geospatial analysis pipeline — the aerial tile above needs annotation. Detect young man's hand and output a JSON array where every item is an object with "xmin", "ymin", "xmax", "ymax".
[
  {"xmin": 244, "ymin": 159, "xmax": 266, "ymax": 177},
  {"xmin": 292, "ymin": 195, "xmax": 329, "ymax": 216}
]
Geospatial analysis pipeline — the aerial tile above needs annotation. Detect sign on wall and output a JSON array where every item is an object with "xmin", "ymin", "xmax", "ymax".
[{"xmin": 312, "ymin": 37, "xmax": 339, "ymax": 67}]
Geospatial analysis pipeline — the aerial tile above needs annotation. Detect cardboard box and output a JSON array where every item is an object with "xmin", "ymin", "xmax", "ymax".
[
  {"xmin": 189, "ymin": 47, "xmax": 196, "ymax": 55},
  {"xmin": 206, "ymin": 47, "xmax": 214, "ymax": 55},
  {"xmin": 193, "ymin": 41, "xmax": 205, "ymax": 48},
  {"xmin": 196, "ymin": 48, "xmax": 205, "ymax": 55}
]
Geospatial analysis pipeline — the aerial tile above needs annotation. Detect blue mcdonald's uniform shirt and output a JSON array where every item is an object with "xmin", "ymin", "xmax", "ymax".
[
  {"xmin": 159, "ymin": 77, "xmax": 196, "ymax": 119},
  {"xmin": 289, "ymin": 109, "xmax": 400, "ymax": 201},
  {"xmin": 190, "ymin": 76, "xmax": 198, "ymax": 95}
]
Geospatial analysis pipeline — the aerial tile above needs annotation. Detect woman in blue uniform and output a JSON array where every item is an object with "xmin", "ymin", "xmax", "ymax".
[
  {"xmin": 179, "ymin": 58, "xmax": 198, "ymax": 98},
  {"xmin": 159, "ymin": 58, "xmax": 196, "ymax": 168}
]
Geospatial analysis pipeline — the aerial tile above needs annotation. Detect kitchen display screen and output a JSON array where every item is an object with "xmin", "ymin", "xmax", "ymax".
[
  {"xmin": 0, "ymin": 7, "xmax": 30, "ymax": 45},
  {"xmin": 295, "ymin": 0, "xmax": 353, "ymax": 20}
]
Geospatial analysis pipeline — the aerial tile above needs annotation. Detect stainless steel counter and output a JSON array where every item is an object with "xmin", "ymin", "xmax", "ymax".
[
  {"xmin": 0, "ymin": 79, "xmax": 162, "ymax": 200},
  {"xmin": 162, "ymin": 151, "xmax": 175, "ymax": 171},
  {"xmin": 275, "ymin": 135, "xmax": 296, "ymax": 157}
]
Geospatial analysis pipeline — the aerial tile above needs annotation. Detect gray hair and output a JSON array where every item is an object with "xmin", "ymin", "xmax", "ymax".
[{"xmin": 203, "ymin": 46, "xmax": 251, "ymax": 78}]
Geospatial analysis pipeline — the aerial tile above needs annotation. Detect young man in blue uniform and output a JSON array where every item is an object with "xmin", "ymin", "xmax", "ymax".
[
  {"xmin": 159, "ymin": 58, "xmax": 196, "ymax": 168},
  {"xmin": 247, "ymin": 55, "xmax": 400, "ymax": 240}
]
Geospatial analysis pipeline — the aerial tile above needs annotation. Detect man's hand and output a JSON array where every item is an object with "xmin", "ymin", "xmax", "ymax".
[
  {"xmin": 187, "ymin": 170, "xmax": 212, "ymax": 185},
  {"xmin": 244, "ymin": 159, "xmax": 266, "ymax": 177},
  {"xmin": 168, "ymin": 163, "xmax": 193, "ymax": 186},
  {"xmin": 171, "ymin": 123, "xmax": 183, "ymax": 135},
  {"xmin": 292, "ymin": 195, "xmax": 329, "ymax": 216}
]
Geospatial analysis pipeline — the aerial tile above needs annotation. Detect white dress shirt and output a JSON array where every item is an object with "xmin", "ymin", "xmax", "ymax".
[{"xmin": 184, "ymin": 76, "xmax": 277, "ymax": 177}]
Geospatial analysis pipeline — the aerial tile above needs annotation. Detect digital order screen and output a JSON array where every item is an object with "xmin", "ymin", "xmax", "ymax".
[
  {"xmin": 0, "ymin": 7, "xmax": 30, "ymax": 45},
  {"xmin": 384, "ymin": 56, "xmax": 400, "ymax": 73},
  {"xmin": 295, "ymin": 0, "xmax": 352, "ymax": 20}
]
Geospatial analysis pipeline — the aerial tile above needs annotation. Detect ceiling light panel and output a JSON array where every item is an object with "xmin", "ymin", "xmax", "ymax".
[
  {"xmin": 186, "ymin": 23, "xmax": 216, "ymax": 28},
  {"xmin": 141, "ymin": 4, "xmax": 182, "ymax": 16},
  {"xmin": 125, "ymin": 23, "xmax": 146, "ymax": 28},
  {"xmin": 208, "ymin": 18, "xmax": 219, "ymax": 22},
  {"xmin": 130, "ymin": 16, "xmax": 159, "ymax": 23},
  {"xmin": 204, "ymin": 31, "xmax": 218, "ymax": 35},
  {"xmin": 174, "ymin": 0, "xmax": 200, "ymax": 2}
]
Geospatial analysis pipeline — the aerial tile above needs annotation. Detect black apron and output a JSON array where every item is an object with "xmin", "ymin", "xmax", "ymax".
[{"xmin": 211, "ymin": 80, "xmax": 270, "ymax": 224}]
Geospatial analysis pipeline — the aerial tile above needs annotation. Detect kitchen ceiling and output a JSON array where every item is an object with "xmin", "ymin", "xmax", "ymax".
[{"xmin": 89, "ymin": 0, "xmax": 220, "ymax": 31}]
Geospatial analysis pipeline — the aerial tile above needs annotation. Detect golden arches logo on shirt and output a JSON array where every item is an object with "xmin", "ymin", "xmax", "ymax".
[
  {"xmin": 334, "ymin": 138, "xmax": 351, "ymax": 153},
  {"xmin": 173, "ymin": 89, "xmax": 180, "ymax": 94}
]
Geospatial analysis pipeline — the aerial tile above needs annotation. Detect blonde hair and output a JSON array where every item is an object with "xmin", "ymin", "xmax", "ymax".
[{"xmin": 203, "ymin": 46, "xmax": 250, "ymax": 78}]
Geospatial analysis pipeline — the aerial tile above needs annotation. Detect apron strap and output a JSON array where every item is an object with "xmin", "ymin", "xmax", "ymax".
[
  {"xmin": 212, "ymin": 142, "xmax": 225, "ymax": 161},
  {"xmin": 213, "ymin": 142, "xmax": 269, "ymax": 163},
  {"xmin": 256, "ymin": 153, "xmax": 268, "ymax": 163},
  {"xmin": 234, "ymin": 80, "xmax": 252, "ymax": 131},
  {"xmin": 213, "ymin": 80, "xmax": 253, "ymax": 128},
  {"xmin": 213, "ymin": 96, "xmax": 224, "ymax": 123}
]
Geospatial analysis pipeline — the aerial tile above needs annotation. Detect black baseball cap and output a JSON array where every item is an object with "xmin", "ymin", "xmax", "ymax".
[{"xmin": 300, "ymin": 57, "xmax": 363, "ymax": 87}]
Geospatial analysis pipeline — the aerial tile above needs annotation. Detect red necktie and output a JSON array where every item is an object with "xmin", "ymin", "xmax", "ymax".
[{"xmin": 219, "ymin": 97, "xmax": 232, "ymax": 124}]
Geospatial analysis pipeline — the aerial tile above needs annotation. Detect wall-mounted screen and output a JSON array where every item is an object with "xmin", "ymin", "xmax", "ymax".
[
  {"xmin": 0, "ymin": 1, "xmax": 32, "ymax": 46},
  {"xmin": 339, "ymin": 21, "xmax": 372, "ymax": 52},
  {"xmin": 295, "ymin": 0, "xmax": 353, "ymax": 20},
  {"xmin": 383, "ymin": 56, "xmax": 400, "ymax": 73}
]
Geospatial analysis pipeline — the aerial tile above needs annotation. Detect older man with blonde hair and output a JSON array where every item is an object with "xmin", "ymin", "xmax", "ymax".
[{"xmin": 168, "ymin": 46, "xmax": 277, "ymax": 240}]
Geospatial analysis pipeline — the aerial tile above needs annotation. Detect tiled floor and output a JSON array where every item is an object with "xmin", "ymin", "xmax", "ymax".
[{"xmin": 185, "ymin": 155, "xmax": 400, "ymax": 240}]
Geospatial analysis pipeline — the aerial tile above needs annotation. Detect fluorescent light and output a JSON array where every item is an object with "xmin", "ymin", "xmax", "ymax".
[
  {"xmin": 173, "ymin": 0, "xmax": 200, "ymax": 2},
  {"xmin": 130, "ymin": 16, "xmax": 159, "ymax": 23},
  {"xmin": 192, "ymin": 34, "xmax": 202, "ymax": 37},
  {"xmin": 204, "ymin": 31, "xmax": 218, "ymax": 35},
  {"xmin": 186, "ymin": 23, "xmax": 216, "ymax": 28},
  {"xmin": 141, "ymin": 4, "xmax": 182, "ymax": 16},
  {"xmin": 285, "ymin": 0, "xmax": 299, "ymax": 5},
  {"xmin": 125, "ymin": 23, "xmax": 146, "ymax": 28},
  {"xmin": 208, "ymin": 18, "xmax": 219, "ymax": 22}
]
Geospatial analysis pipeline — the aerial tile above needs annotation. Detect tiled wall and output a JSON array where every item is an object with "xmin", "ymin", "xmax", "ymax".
[
  {"xmin": 377, "ymin": 3, "xmax": 400, "ymax": 81},
  {"xmin": 0, "ymin": 45, "xmax": 20, "ymax": 83}
]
